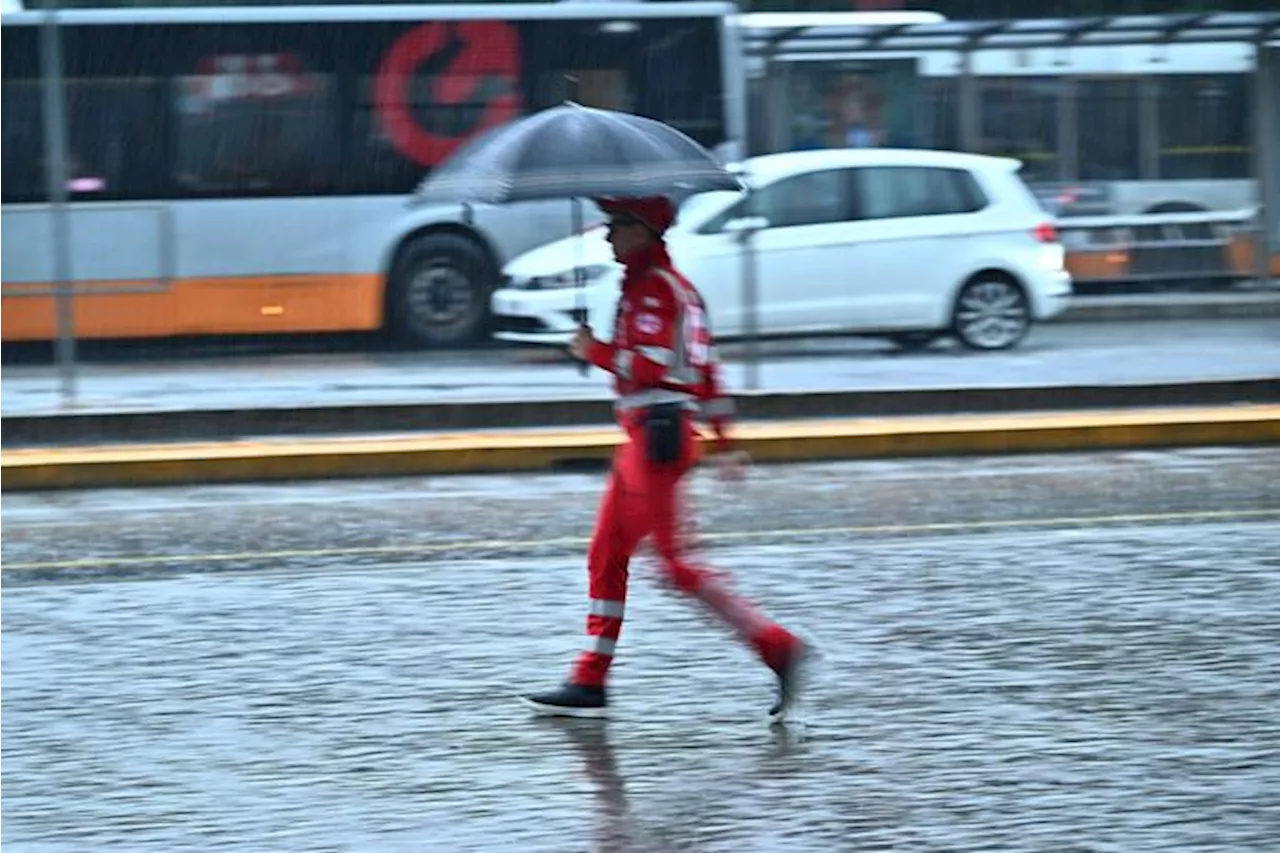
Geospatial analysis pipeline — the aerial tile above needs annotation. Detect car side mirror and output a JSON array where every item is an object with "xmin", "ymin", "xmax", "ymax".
[{"xmin": 722, "ymin": 216, "xmax": 769, "ymax": 238}]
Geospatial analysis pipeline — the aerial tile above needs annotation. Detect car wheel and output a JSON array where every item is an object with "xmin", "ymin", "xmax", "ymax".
[
  {"xmin": 951, "ymin": 274, "xmax": 1031, "ymax": 351},
  {"xmin": 388, "ymin": 233, "xmax": 495, "ymax": 348},
  {"xmin": 888, "ymin": 331, "xmax": 940, "ymax": 352}
]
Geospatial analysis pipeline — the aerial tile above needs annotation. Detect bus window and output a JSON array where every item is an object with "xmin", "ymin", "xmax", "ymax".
[
  {"xmin": 1077, "ymin": 78, "xmax": 1141, "ymax": 181},
  {"xmin": 346, "ymin": 16, "xmax": 724, "ymax": 196},
  {"xmin": 628, "ymin": 20, "xmax": 722, "ymax": 147},
  {"xmin": 979, "ymin": 77, "xmax": 1060, "ymax": 182},
  {"xmin": 353, "ymin": 72, "xmax": 427, "ymax": 196},
  {"xmin": 174, "ymin": 52, "xmax": 338, "ymax": 196},
  {"xmin": 354, "ymin": 68, "xmax": 520, "ymax": 196},
  {"xmin": 525, "ymin": 17, "xmax": 717, "ymax": 145},
  {"xmin": 349, "ymin": 19, "xmax": 525, "ymax": 195},
  {"xmin": 65, "ymin": 79, "xmax": 166, "ymax": 200},
  {"xmin": 536, "ymin": 68, "xmax": 632, "ymax": 112},
  {"xmin": 1, "ymin": 78, "xmax": 161, "ymax": 202},
  {"xmin": 1, "ymin": 81, "xmax": 44, "ymax": 203},
  {"xmin": 1158, "ymin": 74, "xmax": 1251, "ymax": 180}
]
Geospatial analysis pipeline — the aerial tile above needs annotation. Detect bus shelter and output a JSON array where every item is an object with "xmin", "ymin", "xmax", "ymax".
[{"xmin": 741, "ymin": 12, "xmax": 1280, "ymax": 283}]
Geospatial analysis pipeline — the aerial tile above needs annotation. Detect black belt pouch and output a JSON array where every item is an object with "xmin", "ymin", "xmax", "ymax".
[{"xmin": 643, "ymin": 402, "xmax": 685, "ymax": 465}]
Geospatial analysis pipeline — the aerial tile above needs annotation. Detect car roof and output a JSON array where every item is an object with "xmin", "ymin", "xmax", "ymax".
[{"xmin": 735, "ymin": 148, "xmax": 1021, "ymax": 182}]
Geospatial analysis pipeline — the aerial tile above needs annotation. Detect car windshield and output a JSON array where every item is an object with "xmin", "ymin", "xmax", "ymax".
[{"xmin": 674, "ymin": 190, "xmax": 745, "ymax": 231}]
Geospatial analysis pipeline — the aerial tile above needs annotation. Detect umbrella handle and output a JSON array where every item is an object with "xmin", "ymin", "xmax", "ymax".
[
  {"xmin": 573, "ymin": 197, "xmax": 589, "ymax": 377},
  {"xmin": 576, "ymin": 292, "xmax": 588, "ymax": 376}
]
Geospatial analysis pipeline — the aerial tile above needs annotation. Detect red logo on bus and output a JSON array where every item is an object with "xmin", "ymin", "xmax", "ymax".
[{"xmin": 375, "ymin": 21, "xmax": 523, "ymax": 167}]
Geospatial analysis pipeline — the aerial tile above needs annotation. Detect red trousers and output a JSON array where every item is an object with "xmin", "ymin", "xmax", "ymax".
[{"xmin": 571, "ymin": 411, "xmax": 797, "ymax": 687}]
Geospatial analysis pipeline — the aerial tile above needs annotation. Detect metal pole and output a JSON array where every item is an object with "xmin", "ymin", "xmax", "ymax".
[
  {"xmin": 736, "ymin": 6, "xmax": 762, "ymax": 392},
  {"xmin": 572, "ymin": 196, "xmax": 588, "ymax": 376},
  {"xmin": 718, "ymin": 0, "xmax": 749, "ymax": 164},
  {"xmin": 739, "ymin": 180, "xmax": 760, "ymax": 393},
  {"xmin": 39, "ymin": 2, "xmax": 77, "ymax": 405},
  {"xmin": 1253, "ymin": 39, "xmax": 1276, "ymax": 287},
  {"xmin": 1138, "ymin": 76, "xmax": 1160, "ymax": 181},
  {"xmin": 958, "ymin": 47, "xmax": 980, "ymax": 153},
  {"xmin": 727, "ymin": 0, "xmax": 752, "ymax": 389},
  {"xmin": 1058, "ymin": 75, "xmax": 1077, "ymax": 183}
]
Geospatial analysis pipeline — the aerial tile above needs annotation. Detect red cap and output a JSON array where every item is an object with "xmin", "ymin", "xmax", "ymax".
[{"xmin": 594, "ymin": 195, "xmax": 677, "ymax": 237}]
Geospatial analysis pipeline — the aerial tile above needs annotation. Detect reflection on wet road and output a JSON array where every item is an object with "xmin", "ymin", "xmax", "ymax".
[{"xmin": 4, "ymin": 449, "xmax": 1279, "ymax": 851}]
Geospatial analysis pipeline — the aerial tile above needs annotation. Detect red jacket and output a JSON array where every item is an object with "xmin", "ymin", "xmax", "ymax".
[{"xmin": 585, "ymin": 241, "xmax": 734, "ymax": 452}]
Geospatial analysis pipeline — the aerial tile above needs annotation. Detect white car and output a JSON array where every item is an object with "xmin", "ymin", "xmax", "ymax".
[{"xmin": 489, "ymin": 148, "xmax": 1073, "ymax": 351}]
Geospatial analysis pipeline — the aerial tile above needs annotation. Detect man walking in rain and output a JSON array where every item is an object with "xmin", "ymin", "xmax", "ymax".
[{"xmin": 522, "ymin": 195, "xmax": 811, "ymax": 722}]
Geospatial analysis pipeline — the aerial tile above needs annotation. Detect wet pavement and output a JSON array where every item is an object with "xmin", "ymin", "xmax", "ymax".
[
  {"xmin": 3, "ymin": 318, "xmax": 1278, "ymax": 417},
  {"xmin": 3, "ymin": 448, "xmax": 1280, "ymax": 851}
]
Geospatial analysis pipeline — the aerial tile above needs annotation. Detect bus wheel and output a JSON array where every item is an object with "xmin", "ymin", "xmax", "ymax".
[{"xmin": 388, "ymin": 233, "xmax": 495, "ymax": 348}]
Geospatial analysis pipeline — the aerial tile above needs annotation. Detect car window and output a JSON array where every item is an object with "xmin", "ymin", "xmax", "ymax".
[
  {"xmin": 855, "ymin": 166, "xmax": 987, "ymax": 220},
  {"xmin": 677, "ymin": 190, "xmax": 745, "ymax": 231},
  {"xmin": 701, "ymin": 168, "xmax": 854, "ymax": 232},
  {"xmin": 754, "ymin": 169, "xmax": 855, "ymax": 229}
]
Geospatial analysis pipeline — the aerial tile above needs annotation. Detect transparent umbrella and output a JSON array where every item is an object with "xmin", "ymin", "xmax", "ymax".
[{"xmin": 413, "ymin": 101, "xmax": 742, "ymax": 206}]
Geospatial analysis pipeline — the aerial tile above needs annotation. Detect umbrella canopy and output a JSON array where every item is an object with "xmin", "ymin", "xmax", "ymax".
[{"xmin": 413, "ymin": 102, "xmax": 742, "ymax": 206}]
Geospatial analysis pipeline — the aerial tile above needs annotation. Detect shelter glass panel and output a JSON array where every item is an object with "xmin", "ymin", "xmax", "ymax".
[
  {"xmin": 782, "ymin": 59, "xmax": 925, "ymax": 151},
  {"xmin": 978, "ymin": 77, "xmax": 1060, "ymax": 183},
  {"xmin": 1157, "ymin": 74, "xmax": 1251, "ymax": 180},
  {"xmin": 1077, "ymin": 78, "xmax": 1141, "ymax": 180}
]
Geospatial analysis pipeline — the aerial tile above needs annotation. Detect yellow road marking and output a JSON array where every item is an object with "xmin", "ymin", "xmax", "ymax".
[
  {"xmin": 5, "ymin": 508, "xmax": 1277, "ymax": 573},
  {"xmin": 4, "ymin": 405, "xmax": 1277, "ymax": 491},
  {"xmin": 5, "ymin": 405, "xmax": 1280, "ymax": 465}
]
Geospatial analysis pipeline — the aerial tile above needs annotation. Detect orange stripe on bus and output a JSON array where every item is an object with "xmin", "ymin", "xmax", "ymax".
[{"xmin": 1, "ymin": 274, "xmax": 384, "ymax": 342}]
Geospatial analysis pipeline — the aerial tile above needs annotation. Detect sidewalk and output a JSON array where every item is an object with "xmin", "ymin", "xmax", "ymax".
[
  {"xmin": 5, "ymin": 318, "xmax": 1278, "ymax": 420},
  {"xmin": 4, "ymin": 303, "xmax": 1278, "ymax": 487}
]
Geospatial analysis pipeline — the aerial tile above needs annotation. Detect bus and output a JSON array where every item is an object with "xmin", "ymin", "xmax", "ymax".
[
  {"xmin": 743, "ymin": 17, "xmax": 1260, "ymax": 219},
  {"xmin": 1, "ymin": 2, "xmax": 743, "ymax": 346}
]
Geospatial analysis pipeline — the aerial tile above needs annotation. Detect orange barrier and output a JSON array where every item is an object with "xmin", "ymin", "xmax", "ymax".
[
  {"xmin": 1225, "ymin": 235, "xmax": 1280, "ymax": 278},
  {"xmin": 1067, "ymin": 242, "xmax": 1280, "ymax": 282}
]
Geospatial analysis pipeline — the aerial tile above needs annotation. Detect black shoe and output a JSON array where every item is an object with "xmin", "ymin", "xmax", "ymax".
[
  {"xmin": 521, "ymin": 682, "xmax": 609, "ymax": 718},
  {"xmin": 768, "ymin": 640, "xmax": 812, "ymax": 722}
]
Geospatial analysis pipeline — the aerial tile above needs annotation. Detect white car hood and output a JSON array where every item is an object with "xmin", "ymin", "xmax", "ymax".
[
  {"xmin": 502, "ymin": 189, "xmax": 741, "ymax": 279},
  {"xmin": 499, "ymin": 222, "xmax": 722, "ymax": 343},
  {"xmin": 503, "ymin": 226, "xmax": 707, "ymax": 279},
  {"xmin": 504, "ymin": 227, "xmax": 616, "ymax": 278}
]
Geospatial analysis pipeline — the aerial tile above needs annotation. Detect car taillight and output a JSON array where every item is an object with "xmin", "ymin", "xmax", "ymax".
[{"xmin": 1034, "ymin": 222, "xmax": 1059, "ymax": 243}]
